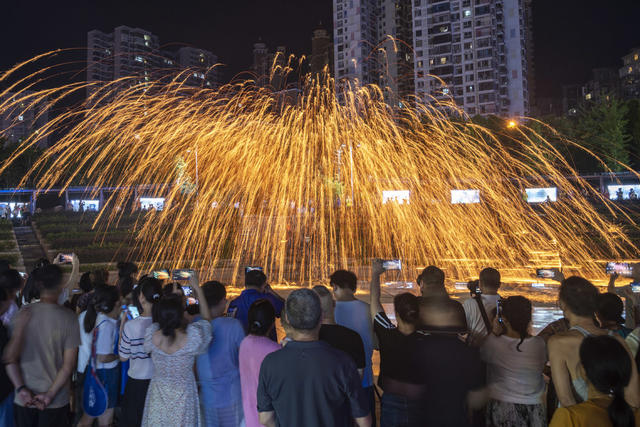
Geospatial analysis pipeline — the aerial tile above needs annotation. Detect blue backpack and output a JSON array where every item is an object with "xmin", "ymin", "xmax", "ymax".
[{"xmin": 83, "ymin": 324, "xmax": 108, "ymax": 417}]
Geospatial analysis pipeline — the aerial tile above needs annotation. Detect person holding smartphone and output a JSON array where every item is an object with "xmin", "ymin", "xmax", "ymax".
[
  {"xmin": 141, "ymin": 273, "xmax": 212, "ymax": 426},
  {"xmin": 608, "ymin": 265, "xmax": 640, "ymax": 329},
  {"xmin": 119, "ymin": 277, "xmax": 162, "ymax": 427}
]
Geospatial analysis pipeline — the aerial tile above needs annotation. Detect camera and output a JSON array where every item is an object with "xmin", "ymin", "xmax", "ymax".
[{"xmin": 467, "ymin": 279, "xmax": 481, "ymax": 296}]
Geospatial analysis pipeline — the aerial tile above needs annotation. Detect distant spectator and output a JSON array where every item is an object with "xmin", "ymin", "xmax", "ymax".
[
  {"xmin": 596, "ymin": 293, "xmax": 633, "ymax": 338},
  {"xmin": 117, "ymin": 261, "xmax": 138, "ymax": 302},
  {"xmin": 481, "ymin": 296, "xmax": 547, "ymax": 427},
  {"xmin": 4, "ymin": 265, "xmax": 81, "ymax": 427},
  {"xmin": 463, "ymin": 267, "xmax": 501, "ymax": 344},
  {"xmin": 417, "ymin": 265, "xmax": 449, "ymax": 298},
  {"xmin": 313, "ymin": 285, "xmax": 366, "ymax": 377},
  {"xmin": 196, "ymin": 281, "xmax": 245, "ymax": 426},
  {"xmin": 239, "ymin": 300, "xmax": 281, "ymax": 427},
  {"xmin": 551, "ymin": 335, "xmax": 640, "ymax": 427},
  {"xmin": 418, "ymin": 297, "xmax": 486, "ymax": 427},
  {"xmin": 257, "ymin": 289, "xmax": 371, "ymax": 427},
  {"xmin": 330, "ymin": 269, "xmax": 376, "ymax": 425},
  {"xmin": 549, "ymin": 276, "xmax": 640, "ymax": 408},
  {"xmin": 227, "ymin": 270, "xmax": 284, "ymax": 341}
]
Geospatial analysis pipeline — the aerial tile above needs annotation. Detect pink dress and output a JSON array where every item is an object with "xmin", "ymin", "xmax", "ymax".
[{"xmin": 239, "ymin": 335, "xmax": 281, "ymax": 427}]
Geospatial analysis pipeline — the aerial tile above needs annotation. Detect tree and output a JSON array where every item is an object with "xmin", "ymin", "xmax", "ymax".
[
  {"xmin": 575, "ymin": 97, "xmax": 631, "ymax": 172},
  {"xmin": 625, "ymin": 99, "xmax": 640, "ymax": 169}
]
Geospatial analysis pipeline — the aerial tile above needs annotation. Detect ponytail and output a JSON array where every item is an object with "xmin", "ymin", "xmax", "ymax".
[
  {"xmin": 84, "ymin": 284, "xmax": 119, "ymax": 333},
  {"xmin": 580, "ymin": 335, "xmax": 635, "ymax": 427},
  {"xmin": 609, "ymin": 386, "xmax": 635, "ymax": 427},
  {"xmin": 155, "ymin": 294, "xmax": 184, "ymax": 342},
  {"xmin": 137, "ymin": 277, "xmax": 162, "ymax": 315},
  {"xmin": 501, "ymin": 296, "xmax": 531, "ymax": 352},
  {"xmin": 393, "ymin": 293, "xmax": 420, "ymax": 326}
]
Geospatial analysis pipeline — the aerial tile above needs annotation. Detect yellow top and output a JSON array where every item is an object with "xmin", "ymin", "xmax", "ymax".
[{"xmin": 550, "ymin": 398, "xmax": 640, "ymax": 427}]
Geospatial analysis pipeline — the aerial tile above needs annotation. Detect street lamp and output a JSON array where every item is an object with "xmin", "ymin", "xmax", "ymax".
[{"xmin": 506, "ymin": 120, "xmax": 517, "ymax": 129}]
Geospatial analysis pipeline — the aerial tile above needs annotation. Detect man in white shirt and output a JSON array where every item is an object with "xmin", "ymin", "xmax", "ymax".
[{"xmin": 463, "ymin": 267, "xmax": 501, "ymax": 345}]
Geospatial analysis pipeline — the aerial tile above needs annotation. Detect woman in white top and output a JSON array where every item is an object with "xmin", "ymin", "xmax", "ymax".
[
  {"xmin": 119, "ymin": 277, "xmax": 162, "ymax": 427},
  {"xmin": 78, "ymin": 284, "xmax": 121, "ymax": 427},
  {"xmin": 480, "ymin": 296, "xmax": 547, "ymax": 427}
]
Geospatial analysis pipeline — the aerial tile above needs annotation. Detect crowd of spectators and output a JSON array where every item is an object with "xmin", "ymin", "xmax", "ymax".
[{"xmin": 1, "ymin": 254, "xmax": 640, "ymax": 427}]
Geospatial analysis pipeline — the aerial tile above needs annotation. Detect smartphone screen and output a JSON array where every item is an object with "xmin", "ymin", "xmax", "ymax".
[
  {"xmin": 606, "ymin": 262, "xmax": 633, "ymax": 277},
  {"xmin": 59, "ymin": 254, "xmax": 73, "ymax": 264},
  {"xmin": 127, "ymin": 305, "xmax": 140, "ymax": 319},
  {"xmin": 152, "ymin": 270, "xmax": 170, "ymax": 280},
  {"xmin": 632, "ymin": 284, "xmax": 640, "ymax": 293},
  {"xmin": 19, "ymin": 272, "xmax": 27, "ymax": 279},
  {"xmin": 536, "ymin": 269, "xmax": 555, "ymax": 279},
  {"xmin": 245, "ymin": 266, "xmax": 263, "ymax": 274},
  {"xmin": 382, "ymin": 259, "xmax": 402, "ymax": 270},
  {"xmin": 172, "ymin": 269, "xmax": 194, "ymax": 281},
  {"xmin": 496, "ymin": 299, "xmax": 503, "ymax": 323},
  {"xmin": 181, "ymin": 286, "xmax": 194, "ymax": 297}
]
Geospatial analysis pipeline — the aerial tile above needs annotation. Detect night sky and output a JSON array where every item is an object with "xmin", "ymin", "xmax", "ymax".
[{"xmin": 1, "ymin": 0, "xmax": 639, "ymax": 101}]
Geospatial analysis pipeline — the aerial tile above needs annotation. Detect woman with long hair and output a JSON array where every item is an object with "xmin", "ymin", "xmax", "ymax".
[
  {"xmin": 551, "ymin": 335, "xmax": 639, "ymax": 427},
  {"xmin": 119, "ymin": 277, "xmax": 162, "ymax": 427},
  {"xmin": 239, "ymin": 299, "xmax": 281, "ymax": 427},
  {"xmin": 481, "ymin": 296, "xmax": 547, "ymax": 426},
  {"xmin": 141, "ymin": 274, "xmax": 212, "ymax": 427},
  {"xmin": 78, "ymin": 284, "xmax": 121, "ymax": 427}
]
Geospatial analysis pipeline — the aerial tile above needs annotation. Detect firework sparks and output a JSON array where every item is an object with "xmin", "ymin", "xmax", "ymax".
[{"xmin": 1, "ymin": 52, "xmax": 638, "ymax": 286}]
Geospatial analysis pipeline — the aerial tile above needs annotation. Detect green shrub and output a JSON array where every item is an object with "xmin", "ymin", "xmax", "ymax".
[{"xmin": 0, "ymin": 240, "xmax": 17, "ymax": 252}]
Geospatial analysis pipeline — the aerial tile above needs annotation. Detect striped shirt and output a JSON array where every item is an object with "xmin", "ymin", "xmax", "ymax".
[{"xmin": 119, "ymin": 316, "xmax": 153, "ymax": 380}]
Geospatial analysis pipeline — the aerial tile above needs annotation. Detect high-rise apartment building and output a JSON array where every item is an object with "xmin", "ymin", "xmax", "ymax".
[
  {"xmin": 0, "ymin": 91, "xmax": 49, "ymax": 147},
  {"xmin": 333, "ymin": 0, "xmax": 379, "ymax": 88},
  {"xmin": 87, "ymin": 26, "xmax": 218, "ymax": 97},
  {"xmin": 175, "ymin": 47, "xmax": 218, "ymax": 88},
  {"xmin": 252, "ymin": 42, "xmax": 288, "ymax": 89},
  {"xmin": 412, "ymin": 0, "xmax": 533, "ymax": 117},
  {"xmin": 378, "ymin": 0, "xmax": 415, "ymax": 105},
  {"xmin": 311, "ymin": 28, "xmax": 333, "ymax": 76},
  {"xmin": 620, "ymin": 47, "xmax": 640, "ymax": 100}
]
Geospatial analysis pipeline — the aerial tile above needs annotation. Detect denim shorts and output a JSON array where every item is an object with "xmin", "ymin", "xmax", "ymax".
[{"xmin": 96, "ymin": 366, "xmax": 121, "ymax": 409}]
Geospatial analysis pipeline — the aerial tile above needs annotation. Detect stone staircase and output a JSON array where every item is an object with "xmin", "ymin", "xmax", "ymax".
[{"xmin": 13, "ymin": 226, "xmax": 47, "ymax": 271}]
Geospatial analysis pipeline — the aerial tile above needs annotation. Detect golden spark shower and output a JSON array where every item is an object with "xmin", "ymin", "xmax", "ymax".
[{"xmin": 1, "ymin": 52, "xmax": 638, "ymax": 285}]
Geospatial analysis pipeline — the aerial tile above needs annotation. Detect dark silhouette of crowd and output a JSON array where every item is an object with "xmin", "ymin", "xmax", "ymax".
[{"xmin": 2, "ymin": 255, "xmax": 640, "ymax": 427}]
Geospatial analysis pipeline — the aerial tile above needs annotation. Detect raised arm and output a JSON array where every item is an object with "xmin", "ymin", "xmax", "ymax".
[
  {"xmin": 190, "ymin": 272, "xmax": 211, "ymax": 321},
  {"xmin": 609, "ymin": 272, "xmax": 619, "ymax": 294},
  {"xmin": 370, "ymin": 259, "xmax": 385, "ymax": 320}
]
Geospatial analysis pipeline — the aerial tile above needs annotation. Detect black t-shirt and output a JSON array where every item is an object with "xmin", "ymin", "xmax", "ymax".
[
  {"xmin": 257, "ymin": 340, "xmax": 369, "ymax": 427},
  {"xmin": 374, "ymin": 312, "xmax": 429, "ymax": 386},
  {"xmin": 0, "ymin": 322, "xmax": 13, "ymax": 401},
  {"xmin": 420, "ymin": 334, "xmax": 485, "ymax": 427},
  {"xmin": 319, "ymin": 324, "xmax": 366, "ymax": 370}
]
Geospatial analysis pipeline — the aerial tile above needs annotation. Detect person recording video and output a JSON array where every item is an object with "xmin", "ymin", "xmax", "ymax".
[{"xmin": 462, "ymin": 268, "xmax": 502, "ymax": 346}]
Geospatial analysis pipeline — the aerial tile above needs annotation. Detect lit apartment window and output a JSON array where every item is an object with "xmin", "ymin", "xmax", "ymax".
[
  {"xmin": 417, "ymin": 61, "xmax": 424, "ymax": 67},
  {"xmin": 440, "ymin": 57, "xmax": 447, "ymax": 64},
  {"xmin": 629, "ymin": 67, "xmax": 634, "ymax": 74},
  {"xmin": 585, "ymin": 93, "xmax": 592, "ymax": 100},
  {"xmin": 635, "ymin": 54, "xmax": 639, "ymax": 61},
  {"xmin": 442, "ymin": 87, "xmax": 450, "ymax": 95},
  {"xmin": 144, "ymin": 34, "xmax": 151, "ymax": 41},
  {"xmin": 18, "ymin": 115, "xmax": 24, "ymax": 121},
  {"xmin": 135, "ymin": 56, "xmax": 144, "ymax": 63},
  {"xmin": 463, "ymin": 9, "xmax": 472, "ymax": 18}
]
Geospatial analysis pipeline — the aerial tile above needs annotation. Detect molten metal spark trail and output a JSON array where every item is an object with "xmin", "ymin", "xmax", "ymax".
[{"xmin": 1, "ymin": 52, "xmax": 638, "ymax": 285}]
